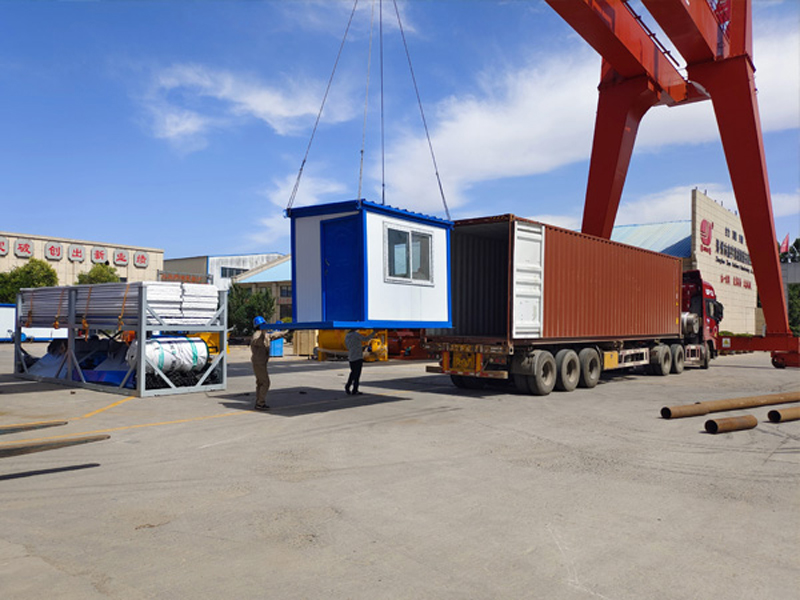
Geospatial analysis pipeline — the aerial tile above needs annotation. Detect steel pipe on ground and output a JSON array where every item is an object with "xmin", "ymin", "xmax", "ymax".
[
  {"xmin": 661, "ymin": 391, "xmax": 800, "ymax": 419},
  {"xmin": 0, "ymin": 420, "xmax": 68, "ymax": 436},
  {"xmin": 767, "ymin": 406, "xmax": 800, "ymax": 423},
  {"xmin": 705, "ymin": 415, "xmax": 758, "ymax": 434}
]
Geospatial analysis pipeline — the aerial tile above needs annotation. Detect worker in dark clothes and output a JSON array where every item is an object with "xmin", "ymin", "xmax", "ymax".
[
  {"xmin": 344, "ymin": 329, "xmax": 377, "ymax": 395},
  {"xmin": 250, "ymin": 316, "xmax": 287, "ymax": 411}
]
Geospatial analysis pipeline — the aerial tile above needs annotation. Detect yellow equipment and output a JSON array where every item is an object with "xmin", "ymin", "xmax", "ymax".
[{"xmin": 317, "ymin": 329, "xmax": 387, "ymax": 362}]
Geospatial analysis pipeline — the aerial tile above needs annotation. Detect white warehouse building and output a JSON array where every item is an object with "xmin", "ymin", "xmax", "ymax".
[{"xmin": 163, "ymin": 253, "xmax": 284, "ymax": 290}]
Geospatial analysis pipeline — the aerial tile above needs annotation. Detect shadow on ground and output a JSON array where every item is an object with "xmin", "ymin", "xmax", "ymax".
[{"xmin": 214, "ymin": 386, "xmax": 414, "ymax": 417}]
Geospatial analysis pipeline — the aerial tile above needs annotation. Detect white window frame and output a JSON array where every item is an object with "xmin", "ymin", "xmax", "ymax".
[{"xmin": 383, "ymin": 223, "xmax": 434, "ymax": 286}]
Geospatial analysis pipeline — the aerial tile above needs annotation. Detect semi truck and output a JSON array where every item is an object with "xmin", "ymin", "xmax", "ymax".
[{"xmin": 424, "ymin": 214, "xmax": 723, "ymax": 395}]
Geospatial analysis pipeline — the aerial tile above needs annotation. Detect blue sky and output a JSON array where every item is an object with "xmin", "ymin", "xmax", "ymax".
[{"xmin": 1, "ymin": 0, "xmax": 798, "ymax": 259}]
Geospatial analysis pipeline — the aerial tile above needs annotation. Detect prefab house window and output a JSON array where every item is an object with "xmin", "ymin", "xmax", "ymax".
[{"xmin": 385, "ymin": 226, "xmax": 432, "ymax": 284}]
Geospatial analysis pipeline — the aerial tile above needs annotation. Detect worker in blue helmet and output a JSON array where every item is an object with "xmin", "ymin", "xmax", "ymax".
[{"xmin": 250, "ymin": 315, "xmax": 287, "ymax": 411}]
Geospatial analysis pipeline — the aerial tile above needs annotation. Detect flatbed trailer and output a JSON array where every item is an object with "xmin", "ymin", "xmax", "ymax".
[{"xmin": 425, "ymin": 215, "xmax": 721, "ymax": 394}]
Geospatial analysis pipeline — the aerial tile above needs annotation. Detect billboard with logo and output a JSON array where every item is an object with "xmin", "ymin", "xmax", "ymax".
[{"xmin": 691, "ymin": 190, "xmax": 758, "ymax": 334}]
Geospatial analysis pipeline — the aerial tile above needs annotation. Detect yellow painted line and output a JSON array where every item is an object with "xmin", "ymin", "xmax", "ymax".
[
  {"xmin": 77, "ymin": 395, "xmax": 137, "ymax": 419},
  {"xmin": 0, "ymin": 411, "xmax": 244, "ymax": 446}
]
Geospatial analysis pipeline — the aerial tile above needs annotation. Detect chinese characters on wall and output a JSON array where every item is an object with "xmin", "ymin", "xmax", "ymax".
[{"xmin": 1, "ymin": 237, "xmax": 150, "ymax": 268}]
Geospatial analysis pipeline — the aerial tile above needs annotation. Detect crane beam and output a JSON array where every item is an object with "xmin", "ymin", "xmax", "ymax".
[
  {"xmin": 543, "ymin": 0, "xmax": 697, "ymax": 105},
  {"xmin": 640, "ymin": 0, "xmax": 728, "ymax": 64}
]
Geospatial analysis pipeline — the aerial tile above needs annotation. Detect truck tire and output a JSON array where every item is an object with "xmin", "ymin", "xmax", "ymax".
[
  {"xmin": 649, "ymin": 345, "xmax": 672, "ymax": 376},
  {"xmin": 527, "ymin": 350, "xmax": 556, "ymax": 396},
  {"xmin": 555, "ymin": 349, "xmax": 580, "ymax": 392},
  {"xmin": 463, "ymin": 376, "xmax": 484, "ymax": 389},
  {"xmin": 450, "ymin": 374, "xmax": 466, "ymax": 388},
  {"xmin": 514, "ymin": 373, "xmax": 532, "ymax": 394},
  {"xmin": 669, "ymin": 344, "xmax": 685, "ymax": 374},
  {"xmin": 578, "ymin": 348, "xmax": 601, "ymax": 389},
  {"xmin": 699, "ymin": 344, "xmax": 710, "ymax": 369}
]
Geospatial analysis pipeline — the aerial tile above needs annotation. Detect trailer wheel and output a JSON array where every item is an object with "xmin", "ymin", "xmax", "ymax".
[
  {"xmin": 771, "ymin": 355, "xmax": 787, "ymax": 369},
  {"xmin": 555, "ymin": 349, "xmax": 580, "ymax": 392},
  {"xmin": 649, "ymin": 345, "xmax": 672, "ymax": 376},
  {"xmin": 699, "ymin": 344, "xmax": 711, "ymax": 369},
  {"xmin": 462, "ymin": 376, "xmax": 484, "ymax": 389},
  {"xmin": 527, "ymin": 350, "xmax": 556, "ymax": 396},
  {"xmin": 578, "ymin": 348, "xmax": 601, "ymax": 388},
  {"xmin": 450, "ymin": 374, "xmax": 466, "ymax": 388},
  {"xmin": 514, "ymin": 373, "xmax": 532, "ymax": 394},
  {"xmin": 669, "ymin": 344, "xmax": 685, "ymax": 374},
  {"xmin": 451, "ymin": 374, "xmax": 483, "ymax": 389}
]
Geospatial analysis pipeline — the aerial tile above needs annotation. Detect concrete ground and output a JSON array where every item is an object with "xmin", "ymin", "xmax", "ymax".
[{"xmin": 0, "ymin": 343, "xmax": 798, "ymax": 599}]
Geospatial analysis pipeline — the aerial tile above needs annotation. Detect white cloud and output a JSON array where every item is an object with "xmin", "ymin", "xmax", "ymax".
[
  {"xmin": 147, "ymin": 104, "xmax": 213, "ymax": 153},
  {"xmin": 638, "ymin": 17, "xmax": 800, "ymax": 148},
  {"xmin": 143, "ymin": 63, "xmax": 358, "ymax": 150},
  {"xmin": 375, "ymin": 47, "xmax": 600, "ymax": 213},
  {"xmin": 278, "ymin": 0, "xmax": 411, "ymax": 37},
  {"xmin": 243, "ymin": 171, "xmax": 349, "ymax": 251},
  {"xmin": 523, "ymin": 213, "xmax": 582, "ymax": 231},
  {"xmin": 617, "ymin": 184, "xmax": 720, "ymax": 225},
  {"xmin": 771, "ymin": 189, "xmax": 800, "ymax": 218},
  {"xmin": 615, "ymin": 183, "xmax": 798, "ymax": 228},
  {"xmin": 377, "ymin": 8, "xmax": 798, "ymax": 215}
]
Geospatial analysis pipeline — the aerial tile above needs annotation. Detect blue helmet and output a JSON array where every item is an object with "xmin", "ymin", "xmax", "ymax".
[{"xmin": 253, "ymin": 316, "xmax": 267, "ymax": 329}]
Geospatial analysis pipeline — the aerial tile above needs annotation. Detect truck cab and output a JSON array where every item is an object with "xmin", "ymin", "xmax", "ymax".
[{"xmin": 682, "ymin": 270, "xmax": 723, "ymax": 357}]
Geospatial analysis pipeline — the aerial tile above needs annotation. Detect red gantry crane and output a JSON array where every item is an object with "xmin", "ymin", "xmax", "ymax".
[{"xmin": 544, "ymin": 0, "xmax": 800, "ymax": 367}]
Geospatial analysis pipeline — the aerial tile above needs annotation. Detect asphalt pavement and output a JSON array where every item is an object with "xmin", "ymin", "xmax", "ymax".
[{"xmin": 1, "ymin": 343, "xmax": 798, "ymax": 599}]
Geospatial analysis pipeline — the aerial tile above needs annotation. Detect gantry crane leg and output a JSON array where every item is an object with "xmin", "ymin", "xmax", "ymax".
[
  {"xmin": 688, "ymin": 55, "xmax": 790, "ymax": 336},
  {"xmin": 581, "ymin": 69, "xmax": 660, "ymax": 239}
]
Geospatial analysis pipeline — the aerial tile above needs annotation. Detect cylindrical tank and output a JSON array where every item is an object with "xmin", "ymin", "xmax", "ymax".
[
  {"xmin": 317, "ymin": 329, "xmax": 387, "ymax": 362},
  {"xmin": 126, "ymin": 337, "xmax": 209, "ymax": 373}
]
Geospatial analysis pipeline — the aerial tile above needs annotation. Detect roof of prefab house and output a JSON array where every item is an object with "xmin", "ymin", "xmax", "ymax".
[
  {"xmin": 611, "ymin": 221, "xmax": 692, "ymax": 258},
  {"xmin": 286, "ymin": 199, "xmax": 453, "ymax": 228},
  {"xmin": 233, "ymin": 255, "xmax": 292, "ymax": 284}
]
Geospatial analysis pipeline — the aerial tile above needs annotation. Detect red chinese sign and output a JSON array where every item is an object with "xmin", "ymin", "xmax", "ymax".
[
  {"xmin": 699, "ymin": 219, "xmax": 714, "ymax": 256},
  {"xmin": 14, "ymin": 239, "xmax": 34, "ymax": 258},
  {"xmin": 44, "ymin": 242, "xmax": 63, "ymax": 261},
  {"xmin": 113, "ymin": 249, "xmax": 129, "ymax": 267},
  {"xmin": 0, "ymin": 236, "xmax": 8, "ymax": 256},
  {"xmin": 68, "ymin": 245, "xmax": 86, "ymax": 262},
  {"xmin": 133, "ymin": 251, "xmax": 149, "ymax": 268},
  {"xmin": 91, "ymin": 247, "xmax": 108, "ymax": 264}
]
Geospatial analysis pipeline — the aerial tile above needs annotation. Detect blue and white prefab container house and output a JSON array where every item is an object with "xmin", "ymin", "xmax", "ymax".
[{"xmin": 288, "ymin": 200, "xmax": 453, "ymax": 329}]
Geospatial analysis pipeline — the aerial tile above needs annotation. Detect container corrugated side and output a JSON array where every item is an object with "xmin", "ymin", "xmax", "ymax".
[{"xmin": 540, "ymin": 225, "xmax": 681, "ymax": 340}]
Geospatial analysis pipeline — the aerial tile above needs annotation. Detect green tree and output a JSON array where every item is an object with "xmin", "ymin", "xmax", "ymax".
[
  {"xmin": 0, "ymin": 258, "xmax": 59, "ymax": 303},
  {"xmin": 788, "ymin": 284, "xmax": 800, "ymax": 337},
  {"xmin": 227, "ymin": 283, "xmax": 276, "ymax": 337},
  {"xmin": 76, "ymin": 263, "xmax": 121, "ymax": 284}
]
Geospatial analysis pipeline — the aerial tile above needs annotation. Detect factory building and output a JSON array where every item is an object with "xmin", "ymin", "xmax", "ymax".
[
  {"xmin": 612, "ymin": 189, "xmax": 760, "ymax": 335},
  {"xmin": 233, "ymin": 255, "xmax": 293, "ymax": 320},
  {"xmin": 0, "ymin": 231, "xmax": 163, "ymax": 285},
  {"xmin": 163, "ymin": 252, "xmax": 284, "ymax": 290}
]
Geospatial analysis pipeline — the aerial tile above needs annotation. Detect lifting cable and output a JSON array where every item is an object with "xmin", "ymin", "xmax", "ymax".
[
  {"xmin": 287, "ymin": 0, "xmax": 360, "ymax": 212},
  {"xmin": 390, "ymin": 0, "xmax": 450, "ymax": 220},
  {"xmin": 287, "ymin": 0, "xmax": 451, "ymax": 221},
  {"xmin": 357, "ymin": 0, "xmax": 377, "ymax": 202}
]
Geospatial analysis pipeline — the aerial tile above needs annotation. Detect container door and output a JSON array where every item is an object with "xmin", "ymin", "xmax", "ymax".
[
  {"xmin": 321, "ymin": 215, "xmax": 363, "ymax": 322},
  {"xmin": 512, "ymin": 221, "xmax": 544, "ymax": 338}
]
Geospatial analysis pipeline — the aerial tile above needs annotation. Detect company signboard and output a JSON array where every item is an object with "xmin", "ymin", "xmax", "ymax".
[{"xmin": 692, "ymin": 191, "xmax": 757, "ymax": 334}]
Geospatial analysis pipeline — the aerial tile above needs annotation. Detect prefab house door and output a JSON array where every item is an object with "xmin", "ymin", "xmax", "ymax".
[{"xmin": 321, "ymin": 215, "xmax": 363, "ymax": 322}]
